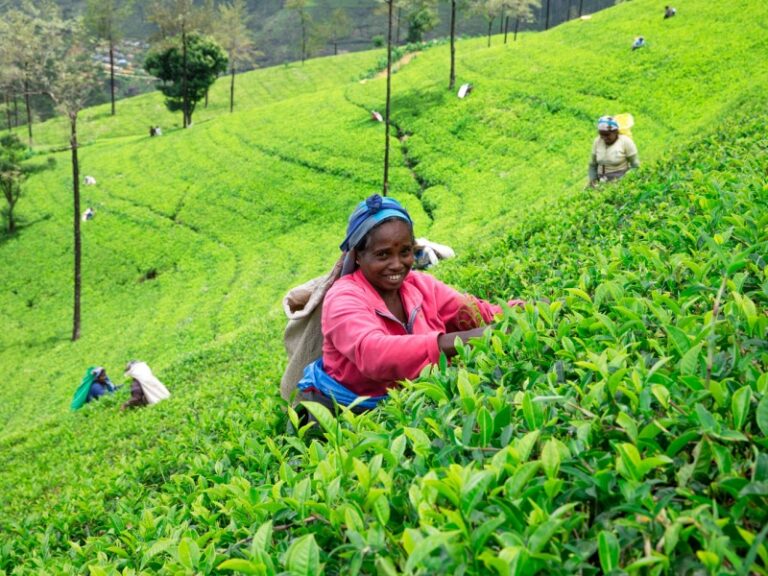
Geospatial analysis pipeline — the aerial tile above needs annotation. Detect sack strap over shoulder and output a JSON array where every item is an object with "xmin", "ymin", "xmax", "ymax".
[{"xmin": 282, "ymin": 255, "xmax": 344, "ymax": 320}]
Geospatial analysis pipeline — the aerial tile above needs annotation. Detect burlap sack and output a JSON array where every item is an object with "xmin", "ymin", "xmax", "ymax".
[
  {"xmin": 280, "ymin": 256, "xmax": 344, "ymax": 402},
  {"xmin": 125, "ymin": 361, "xmax": 170, "ymax": 405}
]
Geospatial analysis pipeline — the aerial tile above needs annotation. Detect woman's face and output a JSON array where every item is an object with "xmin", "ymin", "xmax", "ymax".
[
  {"xmin": 599, "ymin": 129, "xmax": 619, "ymax": 145},
  {"xmin": 357, "ymin": 219, "xmax": 414, "ymax": 297}
]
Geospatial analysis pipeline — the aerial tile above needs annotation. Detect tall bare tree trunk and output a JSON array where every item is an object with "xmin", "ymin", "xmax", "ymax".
[
  {"xmin": 109, "ymin": 38, "xmax": 116, "ymax": 115},
  {"xmin": 4, "ymin": 93, "xmax": 11, "ymax": 131},
  {"xmin": 182, "ymin": 27, "xmax": 189, "ymax": 128},
  {"xmin": 230, "ymin": 65, "xmax": 235, "ymax": 113},
  {"xmin": 301, "ymin": 14, "xmax": 307, "ymax": 64},
  {"xmin": 396, "ymin": 6, "xmax": 401, "ymax": 44},
  {"xmin": 382, "ymin": 0, "xmax": 394, "ymax": 196},
  {"xmin": 24, "ymin": 78, "xmax": 33, "ymax": 146},
  {"xmin": 4, "ymin": 181, "xmax": 17, "ymax": 233},
  {"xmin": 70, "ymin": 113, "xmax": 82, "ymax": 341},
  {"xmin": 579, "ymin": 0, "xmax": 584, "ymax": 17},
  {"xmin": 6, "ymin": 198, "xmax": 16, "ymax": 234},
  {"xmin": 545, "ymin": 0, "xmax": 551, "ymax": 29},
  {"xmin": 14, "ymin": 95, "xmax": 19, "ymax": 126},
  {"xmin": 449, "ymin": 0, "xmax": 457, "ymax": 89},
  {"xmin": 499, "ymin": 8, "xmax": 504, "ymax": 33},
  {"xmin": 487, "ymin": 20, "xmax": 493, "ymax": 47},
  {"xmin": 514, "ymin": 16, "xmax": 520, "ymax": 41},
  {"xmin": 504, "ymin": 15, "xmax": 509, "ymax": 43}
]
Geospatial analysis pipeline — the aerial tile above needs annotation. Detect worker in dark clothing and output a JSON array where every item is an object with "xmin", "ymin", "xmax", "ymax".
[{"xmin": 86, "ymin": 367, "xmax": 117, "ymax": 402}]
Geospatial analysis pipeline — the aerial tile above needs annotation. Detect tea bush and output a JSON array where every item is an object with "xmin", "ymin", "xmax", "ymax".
[{"xmin": 2, "ymin": 85, "xmax": 764, "ymax": 576}]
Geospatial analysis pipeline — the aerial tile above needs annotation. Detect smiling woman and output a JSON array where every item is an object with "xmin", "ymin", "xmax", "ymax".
[{"xmin": 296, "ymin": 194, "xmax": 524, "ymax": 412}]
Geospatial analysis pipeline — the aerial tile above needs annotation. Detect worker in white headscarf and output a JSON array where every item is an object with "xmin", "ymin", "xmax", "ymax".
[{"xmin": 121, "ymin": 361, "xmax": 170, "ymax": 410}]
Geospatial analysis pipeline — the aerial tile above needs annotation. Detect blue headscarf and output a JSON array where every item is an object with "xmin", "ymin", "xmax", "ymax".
[
  {"xmin": 597, "ymin": 116, "xmax": 619, "ymax": 131},
  {"xmin": 339, "ymin": 194, "xmax": 413, "ymax": 276}
]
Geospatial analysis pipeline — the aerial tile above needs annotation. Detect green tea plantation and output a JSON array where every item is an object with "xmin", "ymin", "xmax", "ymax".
[{"xmin": 0, "ymin": 0, "xmax": 766, "ymax": 573}]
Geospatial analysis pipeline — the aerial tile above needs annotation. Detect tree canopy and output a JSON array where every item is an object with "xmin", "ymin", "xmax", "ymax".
[
  {"xmin": 0, "ymin": 2, "xmax": 63, "ymax": 144},
  {"xmin": 213, "ymin": 0, "xmax": 259, "ymax": 113},
  {"xmin": 144, "ymin": 33, "xmax": 228, "ymax": 127},
  {"xmin": 147, "ymin": 0, "xmax": 213, "ymax": 41},
  {"xmin": 0, "ymin": 133, "xmax": 29, "ymax": 234},
  {"xmin": 402, "ymin": 0, "xmax": 440, "ymax": 42},
  {"xmin": 84, "ymin": 0, "xmax": 135, "ymax": 115}
]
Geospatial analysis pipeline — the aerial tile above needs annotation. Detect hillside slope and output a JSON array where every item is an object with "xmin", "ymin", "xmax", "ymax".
[
  {"xmin": 1, "ymin": 0, "xmax": 767, "ymax": 572},
  {"xmin": 3, "ymin": 0, "xmax": 765, "ymax": 434}
]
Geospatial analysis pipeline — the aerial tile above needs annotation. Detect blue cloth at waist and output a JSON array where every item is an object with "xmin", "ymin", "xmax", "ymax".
[{"xmin": 297, "ymin": 359, "xmax": 388, "ymax": 410}]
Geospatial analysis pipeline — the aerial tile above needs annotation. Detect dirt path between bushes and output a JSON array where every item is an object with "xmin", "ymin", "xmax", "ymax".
[{"xmin": 374, "ymin": 51, "xmax": 420, "ymax": 79}]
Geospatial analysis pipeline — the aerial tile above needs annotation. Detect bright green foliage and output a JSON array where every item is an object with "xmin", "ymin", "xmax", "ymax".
[
  {"xmin": 144, "ymin": 33, "xmax": 228, "ymax": 125},
  {"xmin": 401, "ymin": 0, "xmax": 440, "ymax": 43},
  {"xmin": 23, "ymin": 48, "xmax": 383, "ymax": 146},
  {"xmin": 1, "ymin": 0, "xmax": 767, "ymax": 573},
  {"xmin": 0, "ymin": 133, "xmax": 29, "ymax": 233}
]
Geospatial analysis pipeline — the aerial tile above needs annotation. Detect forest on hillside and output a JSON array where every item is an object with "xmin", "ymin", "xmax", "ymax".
[
  {"xmin": 39, "ymin": 0, "xmax": 620, "ymax": 61},
  {"xmin": 1, "ymin": 0, "xmax": 618, "ymax": 124}
]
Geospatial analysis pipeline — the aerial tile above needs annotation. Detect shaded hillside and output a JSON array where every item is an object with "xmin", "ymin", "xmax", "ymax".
[{"xmin": 6, "ymin": 0, "xmax": 619, "ymax": 67}]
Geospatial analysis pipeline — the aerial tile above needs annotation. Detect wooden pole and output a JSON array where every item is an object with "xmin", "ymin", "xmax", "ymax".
[{"xmin": 382, "ymin": 0, "xmax": 394, "ymax": 196}]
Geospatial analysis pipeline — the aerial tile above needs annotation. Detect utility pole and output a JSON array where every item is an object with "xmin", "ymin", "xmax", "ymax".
[{"xmin": 382, "ymin": 0, "xmax": 394, "ymax": 196}]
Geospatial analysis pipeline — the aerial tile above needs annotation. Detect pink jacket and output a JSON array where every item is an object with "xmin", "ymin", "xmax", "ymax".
[{"xmin": 322, "ymin": 269, "xmax": 505, "ymax": 397}]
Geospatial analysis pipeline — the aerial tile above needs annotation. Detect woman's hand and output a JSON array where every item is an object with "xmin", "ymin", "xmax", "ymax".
[{"xmin": 438, "ymin": 326, "xmax": 489, "ymax": 357}]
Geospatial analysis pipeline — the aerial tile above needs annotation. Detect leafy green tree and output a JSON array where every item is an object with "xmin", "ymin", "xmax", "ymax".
[
  {"xmin": 0, "ymin": 2, "xmax": 61, "ymax": 146},
  {"xmin": 0, "ymin": 8, "xmax": 34, "ymax": 143},
  {"xmin": 0, "ymin": 36, "xmax": 16, "ymax": 131},
  {"xmin": 401, "ymin": 0, "xmax": 439, "ymax": 43},
  {"xmin": 0, "ymin": 134, "xmax": 29, "ymax": 235},
  {"xmin": 84, "ymin": 0, "xmax": 135, "ymax": 117},
  {"xmin": 285, "ymin": 0, "xmax": 314, "ymax": 64},
  {"xmin": 472, "ymin": 0, "xmax": 504, "ymax": 47},
  {"xmin": 145, "ymin": 34, "xmax": 228, "ymax": 127},
  {"xmin": 321, "ymin": 7, "xmax": 352, "ymax": 55},
  {"xmin": 505, "ymin": 0, "xmax": 540, "ymax": 42},
  {"xmin": 214, "ymin": 0, "xmax": 259, "ymax": 113},
  {"xmin": 147, "ymin": 0, "xmax": 211, "ymax": 41},
  {"xmin": 503, "ymin": 0, "xmax": 539, "ymax": 42},
  {"xmin": 147, "ymin": 0, "xmax": 216, "ymax": 122}
]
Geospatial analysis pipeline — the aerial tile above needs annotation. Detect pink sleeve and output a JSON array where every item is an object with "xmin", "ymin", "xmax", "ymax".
[{"xmin": 323, "ymin": 288, "xmax": 442, "ymax": 382}]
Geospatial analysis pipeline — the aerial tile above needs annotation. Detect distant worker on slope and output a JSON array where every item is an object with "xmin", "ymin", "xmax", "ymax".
[
  {"xmin": 70, "ymin": 366, "xmax": 118, "ymax": 410},
  {"xmin": 664, "ymin": 6, "xmax": 677, "ymax": 18},
  {"xmin": 588, "ymin": 116, "xmax": 640, "ymax": 186},
  {"xmin": 632, "ymin": 36, "xmax": 647, "ymax": 50},
  {"xmin": 291, "ymin": 194, "xmax": 524, "ymax": 414}
]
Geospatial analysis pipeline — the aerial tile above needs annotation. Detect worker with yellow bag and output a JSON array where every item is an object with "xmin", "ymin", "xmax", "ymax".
[{"xmin": 588, "ymin": 114, "xmax": 640, "ymax": 186}]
